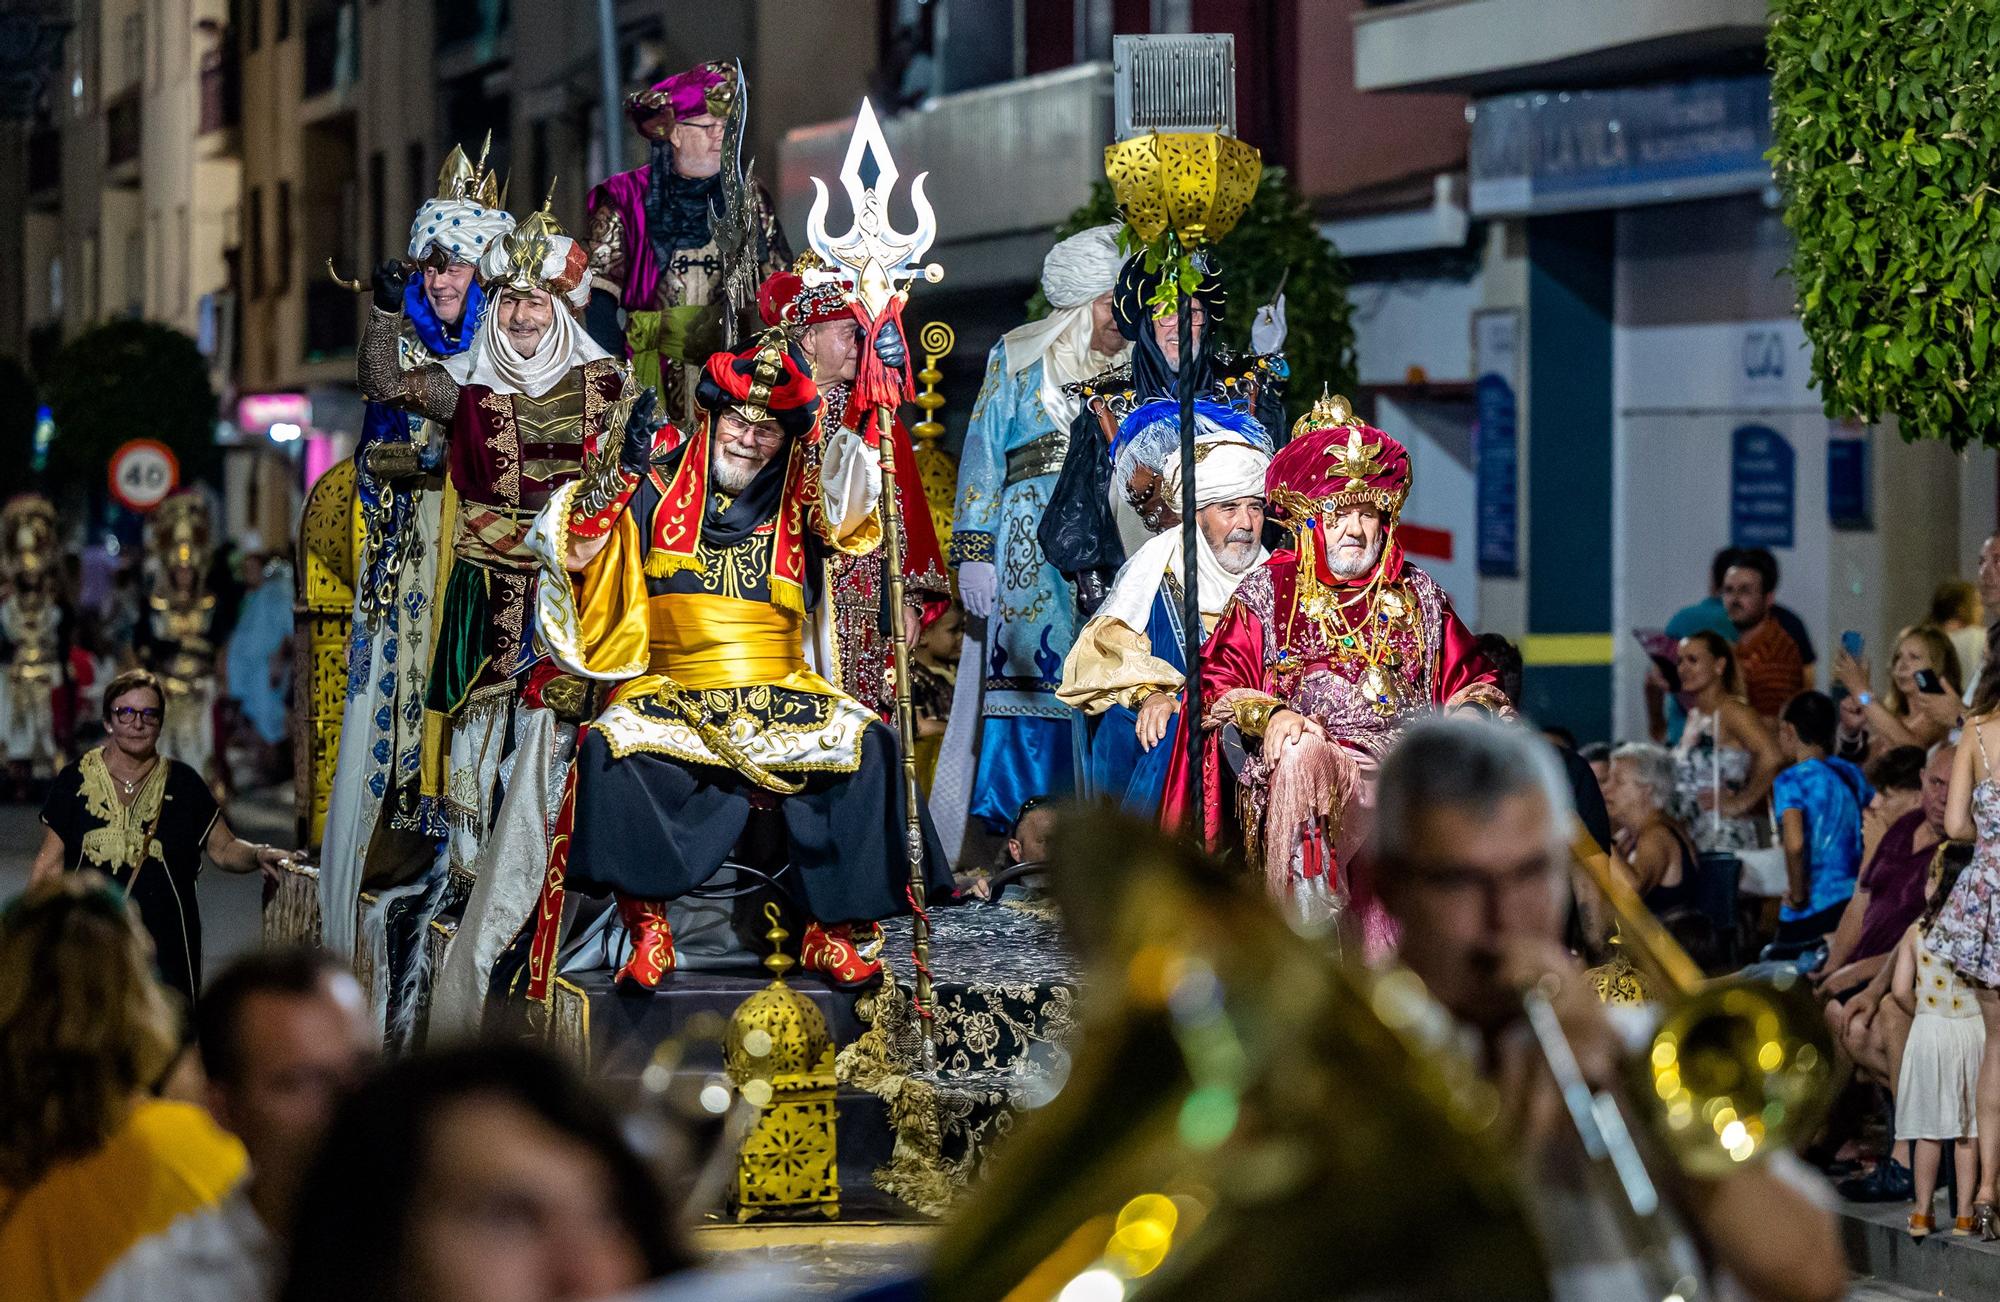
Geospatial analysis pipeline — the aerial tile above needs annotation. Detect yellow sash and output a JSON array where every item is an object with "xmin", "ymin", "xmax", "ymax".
[{"xmin": 645, "ymin": 593, "xmax": 816, "ymax": 690}]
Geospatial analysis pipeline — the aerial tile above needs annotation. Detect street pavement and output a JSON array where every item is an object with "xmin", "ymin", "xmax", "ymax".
[{"xmin": 0, "ymin": 781, "xmax": 296, "ymax": 979}]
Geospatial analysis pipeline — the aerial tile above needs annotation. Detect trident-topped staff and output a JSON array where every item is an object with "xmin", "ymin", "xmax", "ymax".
[{"xmin": 804, "ymin": 99, "xmax": 945, "ymax": 1055}]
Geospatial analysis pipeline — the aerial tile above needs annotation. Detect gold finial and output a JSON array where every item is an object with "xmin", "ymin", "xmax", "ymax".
[
  {"xmin": 1290, "ymin": 384, "xmax": 1356, "ymax": 443},
  {"xmin": 760, "ymin": 903, "xmax": 795, "ymax": 982}
]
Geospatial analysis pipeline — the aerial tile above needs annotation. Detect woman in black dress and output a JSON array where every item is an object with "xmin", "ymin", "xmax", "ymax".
[{"xmin": 29, "ymin": 668, "xmax": 296, "ymax": 1009}]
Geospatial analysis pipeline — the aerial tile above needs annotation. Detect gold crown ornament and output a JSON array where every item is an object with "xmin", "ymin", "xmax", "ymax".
[
  {"xmin": 434, "ymin": 130, "xmax": 502, "ymax": 208},
  {"xmin": 489, "ymin": 178, "xmax": 569, "ymax": 295}
]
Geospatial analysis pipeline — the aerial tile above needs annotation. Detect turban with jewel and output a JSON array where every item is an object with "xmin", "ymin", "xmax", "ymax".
[
  {"xmin": 625, "ymin": 61, "xmax": 736, "ymax": 142},
  {"xmin": 756, "ymin": 254, "xmax": 854, "ymax": 337},
  {"xmin": 1263, "ymin": 415, "xmax": 1411, "ymax": 530},
  {"xmin": 694, "ymin": 333, "xmax": 820, "ymax": 438}
]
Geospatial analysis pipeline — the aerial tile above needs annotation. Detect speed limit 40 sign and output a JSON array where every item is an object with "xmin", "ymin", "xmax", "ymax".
[{"xmin": 108, "ymin": 439, "xmax": 181, "ymax": 513}]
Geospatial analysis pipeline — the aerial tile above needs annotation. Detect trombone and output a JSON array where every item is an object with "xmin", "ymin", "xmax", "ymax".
[
  {"xmin": 1566, "ymin": 823, "xmax": 1835, "ymax": 1178},
  {"xmin": 1521, "ymin": 825, "xmax": 1838, "ymax": 1301}
]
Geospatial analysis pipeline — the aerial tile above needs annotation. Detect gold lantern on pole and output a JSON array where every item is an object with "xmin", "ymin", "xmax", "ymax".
[{"xmin": 727, "ymin": 904, "xmax": 841, "ymax": 1220}]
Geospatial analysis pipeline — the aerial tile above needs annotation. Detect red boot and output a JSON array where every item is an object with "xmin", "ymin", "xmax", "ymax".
[
  {"xmin": 799, "ymin": 921, "xmax": 884, "ymax": 989},
  {"xmin": 614, "ymin": 896, "xmax": 676, "ymax": 991}
]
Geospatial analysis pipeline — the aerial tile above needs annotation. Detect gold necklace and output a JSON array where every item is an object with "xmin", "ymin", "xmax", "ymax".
[{"xmin": 1286, "ymin": 526, "xmax": 1405, "ymax": 717}]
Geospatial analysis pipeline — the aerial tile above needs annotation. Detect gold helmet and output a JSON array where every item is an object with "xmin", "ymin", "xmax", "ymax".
[
  {"xmin": 0, "ymin": 494, "xmax": 57, "ymax": 582},
  {"xmin": 479, "ymin": 179, "xmax": 590, "ymax": 308},
  {"xmin": 145, "ymin": 491, "xmax": 213, "ymax": 575},
  {"xmin": 433, "ymin": 130, "xmax": 503, "ymax": 209}
]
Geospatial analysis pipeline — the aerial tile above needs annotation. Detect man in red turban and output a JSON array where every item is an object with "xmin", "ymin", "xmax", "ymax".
[
  {"xmin": 757, "ymin": 260, "xmax": 949, "ymax": 718},
  {"xmin": 1165, "ymin": 395, "xmax": 1507, "ymax": 947},
  {"xmin": 518, "ymin": 334, "xmax": 952, "ymax": 996}
]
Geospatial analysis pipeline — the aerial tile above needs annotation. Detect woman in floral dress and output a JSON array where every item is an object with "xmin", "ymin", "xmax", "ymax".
[
  {"xmin": 1672, "ymin": 630, "xmax": 1782, "ymax": 854},
  {"xmin": 1936, "ymin": 703, "xmax": 2000, "ymax": 1236}
]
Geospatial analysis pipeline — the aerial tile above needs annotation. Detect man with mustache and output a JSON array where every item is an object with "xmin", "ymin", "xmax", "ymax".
[
  {"xmin": 1165, "ymin": 399, "xmax": 1507, "ymax": 945},
  {"xmin": 584, "ymin": 61, "xmax": 790, "ymax": 427},
  {"xmin": 518, "ymin": 335, "xmax": 952, "ymax": 994},
  {"xmin": 1058, "ymin": 402, "xmax": 1272, "ymax": 812},
  {"xmin": 356, "ymin": 191, "xmax": 661, "ymax": 1037},
  {"xmin": 320, "ymin": 141, "xmax": 514, "ymax": 962}
]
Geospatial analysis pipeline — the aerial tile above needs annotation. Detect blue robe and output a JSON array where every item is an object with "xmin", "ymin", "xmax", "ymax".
[
  {"xmin": 1086, "ymin": 585, "xmax": 1184, "ymax": 816},
  {"xmin": 952, "ymin": 345, "xmax": 1085, "ymax": 829}
]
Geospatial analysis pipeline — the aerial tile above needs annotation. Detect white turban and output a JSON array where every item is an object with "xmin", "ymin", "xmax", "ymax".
[
  {"xmin": 408, "ymin": 199, "xmax": 516, "ymax": 265},
  {"xmin": 1108, "ymin": 401, "xmax": 1274, "ymax": 516},
  {"xmin": 477, "ymin": 232, "xmax": 593, "ymax": 312},
  {"xmin": 442, "ymin": 237, "xmax": 610, "ymax": 400},
  {"xmin": 1160, "ymin": 440, "xmax": 1272, "ymax": 512},
  {"xmin": 998, "ymin": 224, "xmax": 1130, "ymax": 428}
]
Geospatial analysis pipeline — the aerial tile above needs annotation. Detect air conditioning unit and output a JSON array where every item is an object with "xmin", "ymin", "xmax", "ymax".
[{"xmin": 1112, "ymin": 32, "xmax": 1236, "ymax": 141}]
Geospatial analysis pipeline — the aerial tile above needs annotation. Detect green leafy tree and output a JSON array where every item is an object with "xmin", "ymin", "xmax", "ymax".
[
  {"xmin": 1770, "ymin": 0, "xmax": 2000, "ymax": 448},
  {"xmin": 42, "ymin": 321, "xmax": 218, "ymax": 496},
  {"xmin": 1035, "ymin": 166, "xmax": 1357, "ymax": 428}
]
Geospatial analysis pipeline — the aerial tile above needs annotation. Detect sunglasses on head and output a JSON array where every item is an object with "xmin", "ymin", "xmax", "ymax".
[{"xmin": 112, "ymin": 706, "xmax": 162, "ymax": 725}]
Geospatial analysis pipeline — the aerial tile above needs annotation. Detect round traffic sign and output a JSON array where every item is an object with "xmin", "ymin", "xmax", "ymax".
[{"xmin": 108, "ymin": 439, "xmax": 181, "ymax": 513}]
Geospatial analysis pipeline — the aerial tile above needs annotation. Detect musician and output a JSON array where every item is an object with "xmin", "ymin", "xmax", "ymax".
[{"xmin": 1372, "ymin": 715, "xmax": 1845, "ymax": 1302}]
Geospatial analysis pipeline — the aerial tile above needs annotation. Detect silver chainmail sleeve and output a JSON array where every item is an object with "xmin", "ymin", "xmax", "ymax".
[{"xmin": 359, "ymin": 307, "xmax": 458, "ymax": 424}]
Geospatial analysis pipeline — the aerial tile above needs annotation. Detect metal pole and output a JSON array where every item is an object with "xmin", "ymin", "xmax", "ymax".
[
  {"xmin": 593, "ymin": 0, "xmax": 623, "ymax": 177},
  {"xmin": 1177, "ymin": 287, "xmax": 1202, "ymax": 824},
  {"xmin": 877, "ymin": 405, "xmax": 937, "ymax": 1063}
]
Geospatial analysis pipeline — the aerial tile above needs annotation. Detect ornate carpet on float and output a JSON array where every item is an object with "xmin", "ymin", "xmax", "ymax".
[{"xmin": 547, "ymin": 902, "xmax": 1080, "ymax": 1220}]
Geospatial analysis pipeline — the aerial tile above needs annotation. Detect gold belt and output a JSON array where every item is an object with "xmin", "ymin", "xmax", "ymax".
[
  {"xmin": 646, "ymin": 593, "xmax": 806, "ymax": 690},
  {"xmin": 1004, "ymin": 432, "xmax": 1069, "ymax": 486}
]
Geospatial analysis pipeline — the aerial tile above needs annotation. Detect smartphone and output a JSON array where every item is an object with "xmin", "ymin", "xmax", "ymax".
[
  {"xmin": 1915, "ymin": 668, "xmax": 1947, "ymax": 695},
  {"xmin": 1841, "ymin": 630, "xmax": 1864, "ymax": 659}
]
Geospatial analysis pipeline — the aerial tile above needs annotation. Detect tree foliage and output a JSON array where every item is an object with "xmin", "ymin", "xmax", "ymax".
[
  {"xmin": 42, "ymin": 321, "xmax": 218, "ymax": 494},
  {"xmin": 1770, "ymin": 0, "xmax": 2000, "ymax": 448},
  {"xmin": 1035, "ymin": 165, "xmax": 1358, "ymax": 429}
]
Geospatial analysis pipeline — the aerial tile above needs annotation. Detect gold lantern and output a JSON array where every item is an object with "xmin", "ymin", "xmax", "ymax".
[
  {"xmin": 1102, "ymin": 132, "xmax": 1262, "ymax": 247},
  {"xmin": 727, "ymin": 904, "xmax": 841, "ymax": 1220},
  {"xmin": 909, "ymin": 320, "xmax": 959, "ymax": 557}
]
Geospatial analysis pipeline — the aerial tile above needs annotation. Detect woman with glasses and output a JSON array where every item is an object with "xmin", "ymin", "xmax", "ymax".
[{"xmin": 27, "ymin": 668, "xmax": 296, "ymax": 1009}]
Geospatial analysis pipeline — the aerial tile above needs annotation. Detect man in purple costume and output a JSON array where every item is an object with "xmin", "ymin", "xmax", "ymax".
[{"xmin": 583, "ymin": 60, "xmax": 790, "ymax": 427}]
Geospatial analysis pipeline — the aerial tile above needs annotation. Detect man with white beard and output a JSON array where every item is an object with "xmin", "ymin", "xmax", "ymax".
[
  {"xmin": 1162, "ymin": 398, "xmax": 1507, "ymax": 944},
  {"xmin": 516, "ymin": 334, "xmax": 953, "ymax": 995},
  {"xmin": 1058, "ymin": 402, "xmax": 1273, "ymax": 813}
]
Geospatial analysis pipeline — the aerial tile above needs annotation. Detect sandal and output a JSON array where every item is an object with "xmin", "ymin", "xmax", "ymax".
[
  {"xmin": 1908, "ymin": 1212, "xmax": 1934, "ymax": 1240},
  {"xmin": 1975, "ymin": 1201, "xmax": 2000, "ymax": 1242},
  {"xmin": 1955, "ymin": 1215, "xmax": 1978, "ymax": 1236}
]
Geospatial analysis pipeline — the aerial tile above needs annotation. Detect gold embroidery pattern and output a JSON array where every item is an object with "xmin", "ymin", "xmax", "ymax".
[
  {"xmin": 693, "ymin": 528, "xmax": 773, "ymax": 601},
  {"xmin": 478, "ymin": 390, "xmax": 521, "ymax": 507},
  {"xmin": 76, "ymin": 748, "xmax": 170, "ymax": 872}
]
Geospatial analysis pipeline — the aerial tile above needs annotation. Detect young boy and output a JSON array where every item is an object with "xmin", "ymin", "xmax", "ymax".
[{"xmin": 1770, "ymin": 690, "xmax": 1875, "ymax": 958}]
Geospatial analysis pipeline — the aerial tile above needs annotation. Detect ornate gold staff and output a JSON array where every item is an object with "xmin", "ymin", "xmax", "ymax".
[{"xmin": 804, "ymin": 99, "xmax": 945, "ymax": 1057}]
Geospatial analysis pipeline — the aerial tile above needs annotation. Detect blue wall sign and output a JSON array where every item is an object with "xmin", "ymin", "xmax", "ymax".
[
  {"xmin": 1469, "ymin": 74, "xmax": 1774, "ymax": 217},
  {"xmin": 1474, "ymin": 372, "xmax": 1519, "ymax": 576},
  {"xmin": 1730, "ymin": 424, "xmax": 1795, "ymax": 549}
]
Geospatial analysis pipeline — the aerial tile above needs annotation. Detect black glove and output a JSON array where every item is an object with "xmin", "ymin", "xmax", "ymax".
[
  {"xmin": 874, "ymin": 317, "xmax": 907, "ymax": 370},
  {"xmin": 371, "ymin": 260, "xmax": 411, "ymax": 313},
  {"xmin": 620, "ymin": 388, "xmax": 661, "ymax": 473}
]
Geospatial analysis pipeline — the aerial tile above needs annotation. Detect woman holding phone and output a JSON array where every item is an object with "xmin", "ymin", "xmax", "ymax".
[
  {"xmin": 1835, "ymin": 624, "xmax": 1962, "ymax": 760},
  {"xmin": 1673, "ymin": 630, "xmax": 1784, "ymax": 853}
]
